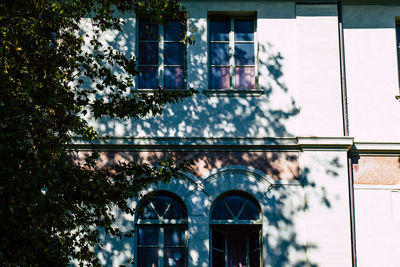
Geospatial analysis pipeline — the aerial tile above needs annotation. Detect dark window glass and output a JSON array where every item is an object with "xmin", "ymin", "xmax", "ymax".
[
  {"xmin": 212, "ymin": 230, "xmax": 226, "ymax": 251},
  {"xmin": 139, "ymin": 20, "xmax": 158, "ymax": 41},
  {"xmin": 164, "ymin": 248, "xmax": 185, "ymax": 267},
  {"xmin": 163, "ymin": 199, "xmax": 186, "ymax": 219},
  {"xmin": 138, "ymin": 199, "xmax": 158, "ymax": 220},
  {"xmin": 249, "ymin": 251, "xmax": 260, "ymax": 267},
  {"xmin": 210, "ymin": 43, "xmax": 230, "ymax": 65},
  {"xmin": 151, "ymin": 195, "xmax": 172, "ymax": 218},
  {"xmin": 238, "ymin": 198, "xmax": 260, "ymax": 220},
  {"xmin": 210, "ymin": 67, "xmax": 230, "ymax": 89},
  {"xmin": 138, "ymin": 228, "xmax": 158, "ymax": 246},
  {"xmin": 165, "ymin": 228, "xmax": 185, "ymax": 246},
  {"xmin": 211, "ymin": 197, "xmax": 232, "ymax": 220},
  {"xmin": 165, "ymin": 21, "xmax": 185, "ymax": 41},
  {"xmin": 138, "ymin": 248, "xmax": 159, "ymax": 267},
  {"xmin": 165, "ymin": 43, "xmax": 185, "ymax": 65},
  {"xmin": 139, "ymin": 67, "xmax": 158, "ymax": 89},
  {"xmin": 139, "ymin": 43, "xmax": 158, "ymax": 65},
  {"xmin": 212, "ymin": 250, "xmax": 226, "ymax": 267},
  {"xmin": 249, "ymin": 231, "xmax": 260, "ymax": 252},
  {"xmin": 224, "ymin": 195, "xmax": 246, "ymax": 217},
  {"xmin": 235, "ymin": 67, "xmax": 255, "ymax": 89},
  {"xmin": 235, "ymin": 43, "xmax": 254, "ymax": 65},
  {"xmin": 234, "ymin": 20, "xmax": 254, "ymax": 41},
  {"xmin": 210, "ymin": 19, "xmax": 229, "ymax": 41}
]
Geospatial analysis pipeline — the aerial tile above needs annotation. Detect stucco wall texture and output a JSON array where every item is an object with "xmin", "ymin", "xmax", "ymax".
[{"xmin": 353, "ymin": 156, "xmax": 400, "ymax": 185}]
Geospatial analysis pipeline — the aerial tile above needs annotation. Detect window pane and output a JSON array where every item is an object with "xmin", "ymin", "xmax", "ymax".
[
  {"xmin": 138, "ymin": 199, "xmax": 158, "ymax": 220},
  {"xmin": 211, "ymin": 197, "xmax": 232, "ymax": 219},
  {"xmin": 235, "ymin": 43, "xmax": 254, "ymax": 65},
  {"xmin": 139, "ymin": 67, "xmax": 158, "ymax": 89},
  {"xmin": 211, "ymin": 229, "xmax": 226, "ymax": 251},
  {"xmin": 249, "ymin": 231, "xmax": 260, "ymax": 252},
  {"xmin": 238, "ymin": 198, "xmax": 260, "ymax": 220},
  {"xmin": 165, "ymin": 21, "xmax": 184, "ymax": 41},
  {"xmin": 138, "ymin": 248, "xmax": 158, "ymax": 267},
  {"xmin": 165, "ymin": 228, "xmax": 185, "ymax": 246},
  {"xmin": 234, "ymin": 20, "xmax": 254, "ymax": 41},
  {"xmin": 164, "ymin": 248, "xmax": 185, "ymax": 267},
  {"xmin": 212, "ymin": 250, "xmax": 226, "ymax": 267},
  {"xmin": 210, "ymin": 43, "xmax": 229, "ymax": 65},
  {"xmin": 164, "ymin": 67, "xmax": 184, "ymax": 89},
  {"xmin": 224, "ymin": 196, "xmax": 247, "ymax": 217},
  {"xmin": 249, "ymin": 251, "xmax": 260, "ymax": 267},
  {"xmin": 139, "ymin": 20, "xmax": 158, "ymax": 41},
  {"xmin": 138, "ymin": 228, "xmax": 158, "ymax": 246},
  {"xmin": 210, "ymin": 67, "xmax": 230, "ymax": 89},
  {"xmin": 164, "ymin": 199, "xmax": 187, "ymax": 219},
  {"xmin": 139, "ymin": 43, "xmax": 158, "ymax": 65},
  {"xmin": 165, "ymin": 43, "xmax": 184, "ymax": 65},
  {"xmin": 235, "ymin": 67, "xmax": 255, "ymax": 89},
  {"xmin": 152, "ymin": 196, "xmax": 172, "ymax": 218},
  {"xmin": 209, "ymin": 19, "xmax": 229, "ymax": 41}
]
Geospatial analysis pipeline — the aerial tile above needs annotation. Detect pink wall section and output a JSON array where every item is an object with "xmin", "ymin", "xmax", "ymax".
[
  {"xmin": 74, "ymin": 150, "xmax": 299, "ymax": 180},
  {"xmin": 353, "ymin": 156, "xmax": 400, "ymax": 185}
]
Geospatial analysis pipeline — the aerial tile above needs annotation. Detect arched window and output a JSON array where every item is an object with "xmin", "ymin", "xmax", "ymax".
[
  {"xmin": 136, "ymin": 192, "xmax": 187, "ymax": 267},
  {"xmin": 210, "ymin": 192, "xmax": 262, "ymax": 267}
]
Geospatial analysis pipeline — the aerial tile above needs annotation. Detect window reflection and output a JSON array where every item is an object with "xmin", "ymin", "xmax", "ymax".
[
  {"xmin": 209, "ymin": 17, "xmax": 256, "ymax": 90},
  {"xmin": 137, "ymin": 193, "xmax": 187, "ymax": 267},
  {"xmin": 138, "ymin": 20, "xmax": 185, "ymax": 89}
]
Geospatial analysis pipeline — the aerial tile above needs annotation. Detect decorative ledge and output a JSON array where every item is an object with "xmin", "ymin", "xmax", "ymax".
[
  {"xmin": 70, "ymin": 136, "xmax": 358, "ymax": 152},
  {"xmin": 354, "ymin": 184, "xmax": 400, "ymax": 190},
  {"xmin": 131, "ymin": 89, "xmax": 192, "ymax": 96},
  {"xmin": 296, "ymin": 137, "xmax": 354, "ymax": 151},
  {"xmin": 352, "ymin": 142, "xmax": 400, "ymax": 153},
  {"xmin": 203, "ymin": 89, "xmax": 264, "ymax": 97}
]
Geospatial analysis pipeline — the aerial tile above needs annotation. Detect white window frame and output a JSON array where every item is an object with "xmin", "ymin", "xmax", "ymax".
[
  {"xmin": 209, "ymin": 192, "xmax": 262, "ymax": 267},
  {"xmin": 135, "ymin": 193, "xmax": 188, "ymax": 267},
  {"xmin": 137, "ymin": 19, "xmax": 187, "ymax": 90},
  {"xmin": 207, "ymin": 15, "xmax": 258, "ymax": 91}
]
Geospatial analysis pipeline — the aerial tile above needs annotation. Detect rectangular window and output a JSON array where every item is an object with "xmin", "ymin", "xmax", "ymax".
[
  {"xmin": 137, "ymin": 226, "xmax": 186, "ymax": 267},
  {"xmin": 138, "ymin": 20, "xmax": 186, "ymax": 89},
  {"xmin": 209, "ymin": 16, "xmax": 257, "ymax": 90}
]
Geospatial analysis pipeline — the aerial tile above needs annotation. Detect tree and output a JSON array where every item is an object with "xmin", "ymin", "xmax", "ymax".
[{"xmin": 0, "ymin": 0, "xmax": 194, "ymax": 265}]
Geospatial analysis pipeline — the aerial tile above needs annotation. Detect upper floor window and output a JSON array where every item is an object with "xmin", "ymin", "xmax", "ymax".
[
  {"xmin": 136, "ymin": 192, "xmax": 187, "ymax": 267},
  {"xmin": 209, "ymin": 16, "xmax": 257, "ymax": 90},
  {"xmin": 138, "ymin": 20, "xmax": 186, "ymax": 89}
]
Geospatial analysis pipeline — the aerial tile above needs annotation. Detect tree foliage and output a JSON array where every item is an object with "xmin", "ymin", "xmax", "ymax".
[{"xmin": 0, "ymin": 0, "xmax": 194, "ymax": 265}]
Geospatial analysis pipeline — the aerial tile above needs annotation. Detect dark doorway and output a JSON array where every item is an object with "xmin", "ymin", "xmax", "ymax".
[{"xmin": 211, "ymin": 225, "xmax": 261, "ymax": 267}]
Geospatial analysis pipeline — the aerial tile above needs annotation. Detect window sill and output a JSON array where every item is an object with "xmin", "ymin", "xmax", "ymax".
[
  {"xmin": 203, "ymin": 89, "xmax": 264, "ymax": 97},
  {"xmin": 132, "ymin": 89, "xmax": 192, "ymax": 96}
]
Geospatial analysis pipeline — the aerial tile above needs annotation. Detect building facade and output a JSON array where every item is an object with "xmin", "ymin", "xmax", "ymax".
[{"xmin": 75, "ymin": 0, "xmax": 400, "ymax": 266}]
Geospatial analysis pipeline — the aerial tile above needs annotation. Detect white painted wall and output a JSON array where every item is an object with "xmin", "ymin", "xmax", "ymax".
[
  {"xmin": 354, "ymin": 187, "xmax": 400, "ymax": 267},
  {"xmin": 87, "ymin": 1, "xmax": 346, "ymax": 138},
  {"xmin": 343, "ymin": 5, "xmax": 400, "ymax": 142},
  {"xmin": 300, "ymin": 150, "xmax": 353, "ymax": 267}
]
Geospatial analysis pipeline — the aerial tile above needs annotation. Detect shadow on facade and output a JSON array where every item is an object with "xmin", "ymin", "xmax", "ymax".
[{"xmin": 76, "ymin": 21, "xmax": 343, "ymax": 267}]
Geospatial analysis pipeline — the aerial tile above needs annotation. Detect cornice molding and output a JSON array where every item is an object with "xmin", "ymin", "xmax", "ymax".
[
  {"xmin": 351, "ymin": 142, "xmax": 400, "ymax": 154},
  {"xmin": 69, "ymin": 136, "xmax": 355, "ymax": 151}
]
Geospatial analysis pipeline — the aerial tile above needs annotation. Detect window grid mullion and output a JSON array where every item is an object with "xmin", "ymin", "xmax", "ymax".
[
  {"xmin": 254, "ymin": 17, "xmax": 259, "ymax": 90},
  {"xmin": 159, "ymin": 227, "xmax": 164, "ymax": 267},
  {"xmin": 229, "ymin": 17, "xmax": 235, "ymax": 89},
  {"xmin": 159, "ymin": 24, "xmax": 164, "ymax": 88}
]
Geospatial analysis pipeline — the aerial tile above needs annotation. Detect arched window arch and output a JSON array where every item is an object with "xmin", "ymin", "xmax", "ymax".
[
  {"xmin": 210, "ymin": 191, "xmax": 262, "ymax": 267},
  {"xmin": 136, "ymin": 191, "xmax": 187, "ymax": 267}
]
